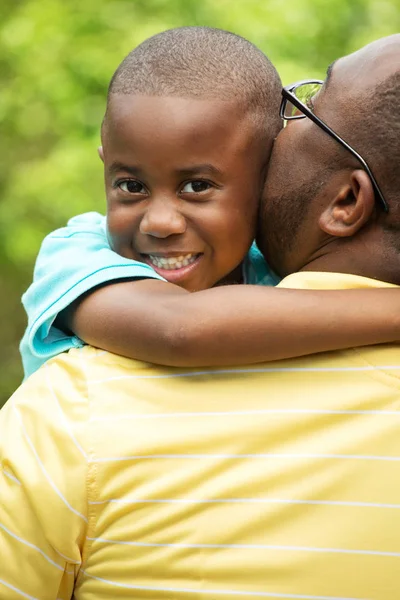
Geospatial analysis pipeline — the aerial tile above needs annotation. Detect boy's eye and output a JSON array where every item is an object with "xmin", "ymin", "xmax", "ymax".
[
  {"xmin": 117, "ymin": 180, "xmax": 146, "ymax": 194},
  {"xmin": 181, "ymin": 180, "xmax": 212, "ymax": 194}
]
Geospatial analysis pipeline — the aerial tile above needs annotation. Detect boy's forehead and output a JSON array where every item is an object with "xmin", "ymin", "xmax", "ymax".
[
  {"xmin": 104, "ymin": 94, "xmax": 260, "ymax": 144},
  {"xmin": 105, "ymin": 94, "xmax": 256, "ymax": 136},
  {"xmin": 108, "ymin": 94, "xmax": 243, "ymax": 122}
]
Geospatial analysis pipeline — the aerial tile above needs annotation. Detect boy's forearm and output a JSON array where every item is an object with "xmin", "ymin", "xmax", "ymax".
[
  {"xmin": 69, "ymin": 280, "xmax": 400, "ymax": 366},
  {"xmin": 177, "ymin": 285, "xmax": 400, "ymax": 364}
]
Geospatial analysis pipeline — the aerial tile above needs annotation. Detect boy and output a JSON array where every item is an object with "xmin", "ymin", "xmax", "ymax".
[{"xmin": 21, "ymin": 27, "xmax": 400, "ymax": 376}]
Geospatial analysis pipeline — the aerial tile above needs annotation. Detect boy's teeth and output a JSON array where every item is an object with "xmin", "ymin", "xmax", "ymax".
[{"xmin": 147, "ymin": 253, "xmax": 198, "ymax": 270}]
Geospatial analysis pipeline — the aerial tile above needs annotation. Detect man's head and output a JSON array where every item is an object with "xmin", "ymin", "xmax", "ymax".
[
  {"xmin": 101, "ymin": 27, "xmax": 282, "ymax": 291},
  {"xmin": 258, "ymin": 34, "xmax": 400, "ymax": 283}
]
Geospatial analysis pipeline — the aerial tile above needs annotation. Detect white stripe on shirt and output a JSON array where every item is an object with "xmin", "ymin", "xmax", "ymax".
[
  {"xmin": 88, "ymin": 364, "xmax": 400, "ymax": 384},
  {"xmin": 45, "ymin": 364, "xmax": 87, "ymax": 459},
  {"xmin": 0, "ymin": 523, "xmax": 65, "ymax": 572},
  {"xmin": 90, "ymin": 452, "xmax": 400, "ymax": 463},
  {"xmin": 89, "ymin": 408, "xmax": 400, "ymax": 422},
  {"xmin": 0, "ymin": 579, "xmax": 40, "ymax": 600},
  {"xmin": 86, "ymin": 536, "xmax": 400, "ymax": 557},
  {"xmin": 88, "ymin": 496, "xmax": 400, "ymax": 509},
  {"xmin": 80, "ymin": 570, "xmax": 366, "ymax": 600},
  {"xmin": 12, "ymin": 404, "xmax": 88, "ymax": 522}
]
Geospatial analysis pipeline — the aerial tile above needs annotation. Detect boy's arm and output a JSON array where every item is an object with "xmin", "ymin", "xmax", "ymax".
[
  {"xmin": 67, "ymin": 278, "xmax": 400, "ymax": 366},
  {"xmin": 20, "ymin": 212, "xmax": 164, "ymax": 378},
  {"xmin": 0, "ymin": 360, "xmax": 87, "ymax": 598}
]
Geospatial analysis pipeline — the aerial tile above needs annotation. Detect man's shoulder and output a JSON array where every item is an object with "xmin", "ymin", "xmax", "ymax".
[
  {"xmin": 9, "ymin": 347, "xmax": 93, "ymax": 419},
  {"xmin": 73, "ymin": 345, "xmax": 151, "ymax": 379},
  {"xmin": 77, "ymin": 343, "xmax": 400, "ymax": 403},
  {"xmin": 70, "ymin": 343, "xmax": 400, "ymax": 388},
  {"xmin": 32, "ymin": 343, "xmax": 400, "ymax": 421},
  {"xmin": 349, "ymin": 343, "xmax": 400, "ymax": 387},
  {"xmin": 37, "ymin": 345, "xmax": 147, "ymax": 390},
  {"xmin": 279, "ymin": 271, "xmax": 398, "ymax": 290}
]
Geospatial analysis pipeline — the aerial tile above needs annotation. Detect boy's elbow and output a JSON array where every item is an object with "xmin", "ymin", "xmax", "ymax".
[{"xmin": 160, "ymin": 312, "xmax": 204, "ymax": 367}]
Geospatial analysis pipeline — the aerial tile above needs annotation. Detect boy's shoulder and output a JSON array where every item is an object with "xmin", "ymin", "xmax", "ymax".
[
  {"xmin": 243, "ymin": 242, "xmax": 281, "ymax": 287},
  {"xmin": 47, "ymin": 211, "xmax": 107, "ymax": 240}
]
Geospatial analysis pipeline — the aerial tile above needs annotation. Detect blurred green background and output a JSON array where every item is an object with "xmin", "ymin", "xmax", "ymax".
[{"xmin": 1, "ymin": 0, "xmax": 399, "ymax": 405}]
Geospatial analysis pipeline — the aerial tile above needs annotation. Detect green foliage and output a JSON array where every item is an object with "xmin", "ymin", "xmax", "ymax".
[{"xmin": 1, "ymin": 0, "xmax": 399, "ymax": 405}]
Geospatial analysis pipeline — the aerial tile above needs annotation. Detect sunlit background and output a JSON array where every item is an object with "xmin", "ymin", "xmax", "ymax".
[{"xmin": 1, "ymin": 0, "xmax": 399, "ymax": 404}]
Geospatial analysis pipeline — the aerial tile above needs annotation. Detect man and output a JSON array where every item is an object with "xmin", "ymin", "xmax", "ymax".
[
  {"xmin": 1, "ymin": 35, "xmax": 400, "ymax": 600},
  {"xmin": 259, "ymin": 35, "xmax": 399, "ymax": 284}
]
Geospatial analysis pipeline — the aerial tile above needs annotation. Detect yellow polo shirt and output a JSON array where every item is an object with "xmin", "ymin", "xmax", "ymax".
[{"xmin": 1, "ymin": 272, "xmax": 400, "ymax": 600}]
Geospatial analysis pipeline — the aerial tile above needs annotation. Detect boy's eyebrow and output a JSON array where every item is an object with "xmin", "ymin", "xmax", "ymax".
[
  {"xmin": 108, "ymin": 162, "xmax": 143, "ymax": 176},
  {"xmin": 177, "ymin": 164, "xmax": 223, "ymax": 178},
  {"xmin": 107, "ymin": 162, "xmax": 223, "ymax": 177}
]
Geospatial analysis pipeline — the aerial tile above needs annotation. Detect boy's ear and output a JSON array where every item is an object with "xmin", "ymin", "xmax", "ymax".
[
  {"xmin": 98, "ymin": 146, "xmax": 104, "ymax": 162},
  {"xmin": 318, "ymin": 170, "xmax": 376, "ymax": 237}
]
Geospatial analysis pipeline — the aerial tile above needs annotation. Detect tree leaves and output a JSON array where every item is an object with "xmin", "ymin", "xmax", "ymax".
[{"xmin": 1, "ymin": 0, "xmax": 399, "ymax": 403}]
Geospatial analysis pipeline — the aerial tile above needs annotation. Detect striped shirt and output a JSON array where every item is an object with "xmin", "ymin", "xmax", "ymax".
[{"xmin": 1, "ymin": 271, "xmax": 400, "ymax": 600}]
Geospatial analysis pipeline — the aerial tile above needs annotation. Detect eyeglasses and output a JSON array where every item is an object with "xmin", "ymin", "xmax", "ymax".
[{"xmin": 280, "ymin": 79, "xmax": 389, "ymax": 213}]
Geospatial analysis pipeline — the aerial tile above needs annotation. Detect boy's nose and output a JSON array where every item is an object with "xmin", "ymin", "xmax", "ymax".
[{"xmin": 139, "ymin": 200, "xmax": 186, "ymax": 238}]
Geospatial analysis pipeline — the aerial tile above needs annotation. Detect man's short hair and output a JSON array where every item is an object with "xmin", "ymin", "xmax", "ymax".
[
  {"xmin": 107, "ymin": 26, "xmax": 282, "ymax": 139},
  {"xmin": 360, "ymin": 72, "xmax": 400, "ymax": 200},
  {"xmin": 339, "ymin": 70, "xmax": 400, "ymax": 242}
]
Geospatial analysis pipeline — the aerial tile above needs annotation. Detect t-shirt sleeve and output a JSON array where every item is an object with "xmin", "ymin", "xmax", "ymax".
[
  {"xmin": 0, "ymin": 355, "xmax": 89, "ymax": 599},
  {"xmin": 243, "ymin": 241, "xmax": 281, "ymax": 287},
  {"xmin": 20, "ymin": 211, "xmax": 164, "ymax": 378}
]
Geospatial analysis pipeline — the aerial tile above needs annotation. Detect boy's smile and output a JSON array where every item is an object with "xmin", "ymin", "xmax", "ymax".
[
  {"xmin": 139, "ymin": 251, "xmax": 203, "ymax": 284},
  {"xmin": 102, "ymin": 95, "xmax": 269, "ymax": 291}
]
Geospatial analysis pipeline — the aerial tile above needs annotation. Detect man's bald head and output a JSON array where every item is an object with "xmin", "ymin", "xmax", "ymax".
[{"xmin": 329, "ymin": 34, "xmax": 400, "ymax": 213}]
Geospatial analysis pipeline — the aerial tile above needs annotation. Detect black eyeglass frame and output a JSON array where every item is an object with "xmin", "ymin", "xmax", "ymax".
[{"xmin": 280, "ymin": 79, "xmax": 389, "ymax": 213}]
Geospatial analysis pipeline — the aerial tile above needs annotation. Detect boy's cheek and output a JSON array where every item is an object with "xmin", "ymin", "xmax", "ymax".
[{"xmin": 106, "ymin": 207, "xmax": 138, "ymax": 259}]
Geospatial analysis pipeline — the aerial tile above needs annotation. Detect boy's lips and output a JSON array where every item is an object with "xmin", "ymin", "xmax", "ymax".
[
  {"xmin": 140, "ymin": 252, "xmax": 203, "ymax": 283},
  {"xmin": 143, "ymin": 252, "xmax": 201, "ymax": 270}
]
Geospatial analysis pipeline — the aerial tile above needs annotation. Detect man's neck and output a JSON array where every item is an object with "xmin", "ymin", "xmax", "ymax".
[{"xmin": 300, "ymin": 248, "xmax": 400, "ymax": 286}]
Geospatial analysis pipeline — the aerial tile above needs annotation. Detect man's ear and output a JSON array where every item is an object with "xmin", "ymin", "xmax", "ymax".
[
  {"xmin": 98, "ymin": 146, "xmax": 104, "ymax": 162},
  {"xmin": 319, "ymin": 170, "xmax": 376, "ymax": 237}
]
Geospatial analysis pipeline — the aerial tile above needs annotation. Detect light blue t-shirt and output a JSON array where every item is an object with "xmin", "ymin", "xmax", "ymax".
[{"xmin": 20, "ymin": 212, "xmax": 279, "ymax": 378}]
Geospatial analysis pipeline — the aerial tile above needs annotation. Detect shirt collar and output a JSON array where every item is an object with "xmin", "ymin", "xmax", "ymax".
[{"xmin": 278, "ymin": 271, "xmax": 398, "ymax": 291}]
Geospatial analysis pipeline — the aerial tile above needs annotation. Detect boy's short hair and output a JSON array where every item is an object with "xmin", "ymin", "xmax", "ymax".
[{"xmin": 107, "ymin": 26, "xmax": 282, "ymax": 140}]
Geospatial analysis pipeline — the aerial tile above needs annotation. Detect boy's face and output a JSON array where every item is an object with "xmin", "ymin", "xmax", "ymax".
[{"xmin": 102, "ymin": 95, "xmax": 269, "ymax": 291}]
